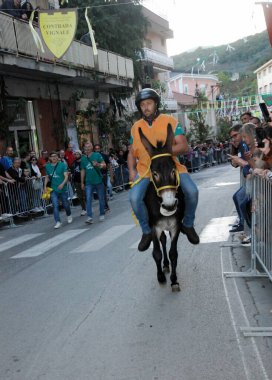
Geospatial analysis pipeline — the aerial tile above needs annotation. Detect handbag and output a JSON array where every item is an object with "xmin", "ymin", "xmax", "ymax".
[
  {"xmin": 47, "ymin": 163, "xmax": 58, "ymax": 188},
  {"xmin": 33, "ymin": 178, "xmax": 43, "ymax": 191}
]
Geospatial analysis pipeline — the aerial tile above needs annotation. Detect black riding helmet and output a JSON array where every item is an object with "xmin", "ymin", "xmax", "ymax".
[{"xmin": 135, "ymin": 88, "xmax": 160, "ymax": 112}]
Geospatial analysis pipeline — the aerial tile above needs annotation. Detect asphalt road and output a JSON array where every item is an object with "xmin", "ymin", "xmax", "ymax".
[{"xmin": 0, "ymin": 163, "xmax": 272, "ymax": 380}]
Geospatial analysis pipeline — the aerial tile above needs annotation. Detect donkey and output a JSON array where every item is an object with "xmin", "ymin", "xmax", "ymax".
[{"xmin": 139, "ymin": 124, "xmax": 185, "ymax": 291}]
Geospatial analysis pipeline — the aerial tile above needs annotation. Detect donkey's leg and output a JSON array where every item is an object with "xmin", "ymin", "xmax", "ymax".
[
  {"xmin": 152, "ymin": 234, "xmax": 166, "ymax": 284},
  {"xmin": 169, "ymin": 232, "xmax": 180, "ymax": 291},
  {"xmin": 160, "ymin": 231, "xmax": 170, "ymax": 272}
]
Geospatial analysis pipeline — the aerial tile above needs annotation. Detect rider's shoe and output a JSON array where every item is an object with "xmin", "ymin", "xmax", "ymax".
[
  {"xmin": 138, "ymin": 233, "xmax": 152, "ymax": 251},
  {"xmin": 180, "ymin": 224, "xmax": 200, "ymax": 245}
]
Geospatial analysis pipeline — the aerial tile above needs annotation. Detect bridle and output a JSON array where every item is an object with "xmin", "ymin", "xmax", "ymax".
[
  {"xmin": 130, "ymin": 153, "xmax": 180, "ymax": 196},
  {"xmin": 150, "ymin": 153, "xmax": 180, "ymax": 197}
]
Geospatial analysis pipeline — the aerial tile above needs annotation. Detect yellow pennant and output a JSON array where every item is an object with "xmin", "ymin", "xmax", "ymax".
[
  {"xmin": 39, "ymin": 9, "xmax": 78, "ymax": 59},
  {"xmin": 85, "ymin": 7, "xmax": 98, "ymax": 68},
  {"xmin": 29, "ymin": 10, "xmax": 44, "ymax": 53}
]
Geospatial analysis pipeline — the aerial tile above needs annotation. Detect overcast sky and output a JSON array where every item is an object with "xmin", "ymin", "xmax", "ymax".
[{"xmin": 143, "ymin": 0, "xmax": 268, "ymax": 56}]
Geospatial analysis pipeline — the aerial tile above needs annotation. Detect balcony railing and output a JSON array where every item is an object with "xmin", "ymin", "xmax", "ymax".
[
  {"xmin": 0, "ymin": 12, "xmax": 134, "ymax": 81},
  {"xmin": 140, "ymin": 47, "xmax": 173, "ymax": 70}
]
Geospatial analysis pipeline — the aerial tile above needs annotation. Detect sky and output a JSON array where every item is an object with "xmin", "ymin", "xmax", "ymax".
[{"xmin": 142, "ymin": 0, "xmax": 268, "ymax": 56}]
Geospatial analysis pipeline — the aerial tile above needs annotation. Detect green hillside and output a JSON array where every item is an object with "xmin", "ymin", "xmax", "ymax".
[{"xmin": 172, "ymin": 31, "xmax": 271, "ymax": 74}]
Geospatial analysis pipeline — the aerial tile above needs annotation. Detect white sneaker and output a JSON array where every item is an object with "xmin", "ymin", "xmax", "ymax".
[
  {"xmin": 80, "ymin": 210, "xmax": 87, "ymax": 216},
  {"xmin": 67, "ymin": 216, "xmax": 73, "ymax": 224},
  {"xmin": 99, "ymin": 215, "xmax": 105, "ymax": 222},
  {"xmin": 54, "ymin": 222, "xmax": 62, "ymax": 229},
  {"xmin": 85, "ymin": 217, "xmax": 93, "ymax": 224}
]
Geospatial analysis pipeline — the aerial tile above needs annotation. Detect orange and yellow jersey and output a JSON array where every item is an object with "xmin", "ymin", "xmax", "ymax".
[{"xmin": 130, "ymin": 114, "xmax": 188, "ymax": 178}]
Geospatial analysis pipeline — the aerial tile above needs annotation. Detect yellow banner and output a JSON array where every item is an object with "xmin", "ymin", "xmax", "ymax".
[{"xmin": 39, "ymin": 9, "xmax": 78, "ymax": 59}]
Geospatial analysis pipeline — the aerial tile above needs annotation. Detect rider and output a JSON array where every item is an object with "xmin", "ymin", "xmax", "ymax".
[{"xmin": 128, "ymin": 88, "xmax": 199, "ymax": 251}]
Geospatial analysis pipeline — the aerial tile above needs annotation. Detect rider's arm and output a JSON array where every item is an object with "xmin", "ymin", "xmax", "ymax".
[
  {"xmin": 127, "ymin": 145, "xmax": 137, "ymax": 182},
  {"xmin": 172, "ymin": 134, "xmax": 189, "ymax": 156}
]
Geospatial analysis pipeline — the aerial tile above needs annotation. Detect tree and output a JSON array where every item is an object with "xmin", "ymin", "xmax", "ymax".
[
  {"xmin": 61, "ymin": 0, "xmax": 148, "ymax": 87},
  {"xmin": 216, "ymin": 117, "xmax": 232, "ymax": 142},
  {"xmin": 187, "ymin": 112, "xmax": 212, "ymax": 143}
]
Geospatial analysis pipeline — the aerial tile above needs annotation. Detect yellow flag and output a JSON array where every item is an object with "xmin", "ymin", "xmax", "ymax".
[{"xmin": 39, "ymin": 9, "xmax": 78, "ymax": 59}]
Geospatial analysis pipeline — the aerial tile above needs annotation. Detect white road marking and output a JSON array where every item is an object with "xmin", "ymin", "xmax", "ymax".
[
  {"xmin": 200, "ymin": 216, "xmax": 237, "ymax": 243},
  {"xmin": 74, "ymin": 225, "xmax": 135, "ymax": 252},
  {"xmin": 215, "ymin": 181, "xmax": 240, "ymax": 187},
  {"xmin": 11, "ymin": 230, "xmax": 87, "ymax": 258},
  {"xmin": 0, "ymin": 234, "xmax": 44, "ymax": 253}
]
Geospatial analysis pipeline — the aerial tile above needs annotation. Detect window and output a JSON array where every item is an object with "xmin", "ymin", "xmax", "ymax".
[
  {"xmin": 184, "ymin": 84, "xmax": 189, "ymax": 94},
  {"xmin": 200, "ymin": 84, "xmax": 206, "ymax": 95},
  {"xmin": 144, "ymin": 39, "xmax": 152, "ymax": 49}
]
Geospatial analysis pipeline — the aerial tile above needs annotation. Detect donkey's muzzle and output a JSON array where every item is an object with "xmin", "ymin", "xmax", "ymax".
[{"xmin": 160, "ymin": 199, "xmax": 177, "ymax": 216}]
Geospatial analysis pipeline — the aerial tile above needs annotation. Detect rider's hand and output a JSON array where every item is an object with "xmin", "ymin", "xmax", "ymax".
[{"xmin": 129, "ymin": 170, "xmax": 137, "ymax": 183}]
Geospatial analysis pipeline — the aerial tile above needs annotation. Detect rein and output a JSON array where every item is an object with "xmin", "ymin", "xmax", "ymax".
[{"xmin": 130, "ymin": 153, "xmax": 180, "ymax": 196}]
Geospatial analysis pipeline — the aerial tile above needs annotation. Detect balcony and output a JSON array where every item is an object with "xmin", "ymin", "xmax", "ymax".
[
  {"xmin": 140, "ymin": 47, "xmax": 174, "ymax": 71},
  {"xmin": 0, "ymin": 12, "xmax": 134, "ymax": 89},
  {"xmin": 162, "ymin": 98, "xmax": 178, "ymax": 111}
]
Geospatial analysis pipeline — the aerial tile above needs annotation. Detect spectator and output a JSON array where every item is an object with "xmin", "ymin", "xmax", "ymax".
[
  {"xmin": 37, "ymin": 150, "xmax": 48, "ymax": 176},
  {"xmin": 240, "ymin": 111, "xmax": 252, "ymax": 124},
  {"xmin": 0, "ymin": 0, "xmax": 28, "ymax": 19},
  {"xmin": 250, "ymin": 116, "xmax": 261, "ymax": 128},
  {"xmin": 116, "ymin": 149, "xmax": 129, "ymax": 188},
  {"xmin": 64, "ymin": 143, "xmax": 75, "ymax": 169},
  {"xmin": 229, "ymin": 123, "xmax": 257, "ymax": 244},
  {"xmin": 0, "ymin": 146, "xmax": 14, "ymax": 170},
  {"xmin": 44, "ymin": 151, "xmax": 73, "ymax": 229},
  {"xmin": 21, "ymin": 0, "xmax": 33, "ymax": 20},
  {"xmin": 71, "ymin": 149, "xmax": 86, "ymax": 216},
  {"xmin": 7, "ymin": 157, "xmax": 28, "ymax": 215},
  {"xmin": 58, "ymin": 149, "xmax": 68, "ymax": 167},
  {"xmin": 80, "ymin": 141, "xmax": 106, "ymax": 224},
  {"xmin": 228, "ymin": 124, "xmax": 250, "ymax": 233},
  {"xmin": 93, "ymin": 143, "xmax": 113, "ymax": 210},
  {"xmin": 30, "ymin": 156, "xmax": 43, "ymax": 212},
  {"xmin": 20, "ymin": 151, "xmax": 31, "ymax": 171}
]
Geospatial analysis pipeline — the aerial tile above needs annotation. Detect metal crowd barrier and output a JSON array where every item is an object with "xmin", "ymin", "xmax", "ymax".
[
  {"xmin": 252, "ymin": 174, "xmax": 272, "ymax": 281},
  {"xmin": 0, "ymin": 167, "xmax": 130, "ymax": 227},
  {"xmin": 0, "ymin": 177, "xmax": 49, "ymax": 226},
  {"xmin": 224, "ymin": 173, "xmax": 272, "ymax": 337}
]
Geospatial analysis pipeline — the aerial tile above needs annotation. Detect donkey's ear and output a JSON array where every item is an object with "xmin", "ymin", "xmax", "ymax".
[
  {"xmin": 164, "ymin": 123, "xmax": 174, "ymax": 152},
  {"xmin": 139, "ymin": 127, "xmax": 155, "ymax": 156}
]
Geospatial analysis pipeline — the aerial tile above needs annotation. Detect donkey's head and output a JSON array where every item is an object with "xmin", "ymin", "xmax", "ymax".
[{"xmin": 139, "ymin": 123, "xmax": 179, "ymax": 216}]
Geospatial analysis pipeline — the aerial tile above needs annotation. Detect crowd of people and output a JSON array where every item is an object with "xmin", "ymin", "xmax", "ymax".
[
  {"xmin": 180, "ymin": 141, "xmax": 230, "ymax": 172},
  {"xmin": 228, "ymin": 111, "xmax": 272, "ymax": 245},
  {"xmin": 0, "ymin": 142, "xmax": 130, "ymax": 227}
]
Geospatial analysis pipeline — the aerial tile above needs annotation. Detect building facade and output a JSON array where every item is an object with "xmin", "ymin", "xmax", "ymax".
[{"xmin": 0, "ymin": 7, "xmax": 134, "ymax": 155}]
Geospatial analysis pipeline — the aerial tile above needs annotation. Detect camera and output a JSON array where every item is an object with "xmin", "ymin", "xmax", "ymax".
[
  {"xmin": 259, "ymin": 102, "xmax": 272, "ymax": 123},
  {"xmin": 255, "ymin": 127, "xmax": 266, "ymax": 148}
]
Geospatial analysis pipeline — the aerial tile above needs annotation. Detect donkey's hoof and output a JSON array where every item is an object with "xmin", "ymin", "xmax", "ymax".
[
  {"xmin": 171, "ymin": 283, "xmax": 180, "ymax": 292},
  {"xmin": 163, "ymin": 266, "xmax": 170, "ymax": 273},
  {"xmin": 157, "ymin": 273, "xmax": 166, "ymax": 284}
]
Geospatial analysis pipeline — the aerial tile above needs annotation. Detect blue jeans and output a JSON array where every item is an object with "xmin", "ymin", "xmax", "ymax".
[
  {"xmin": 129, "ymin": 173, "xmax": 199, "ymax": 234},
  {"xmin": 50, "ymin": 190, "xmax": 71, "ymax": 223},
  {"xmin": 233, "ymin": 186, "xmax": 246, "ymax": 226},
  {"xmin": 85, "ymin": 183, "xmax": 105, "ymax": 218}
]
